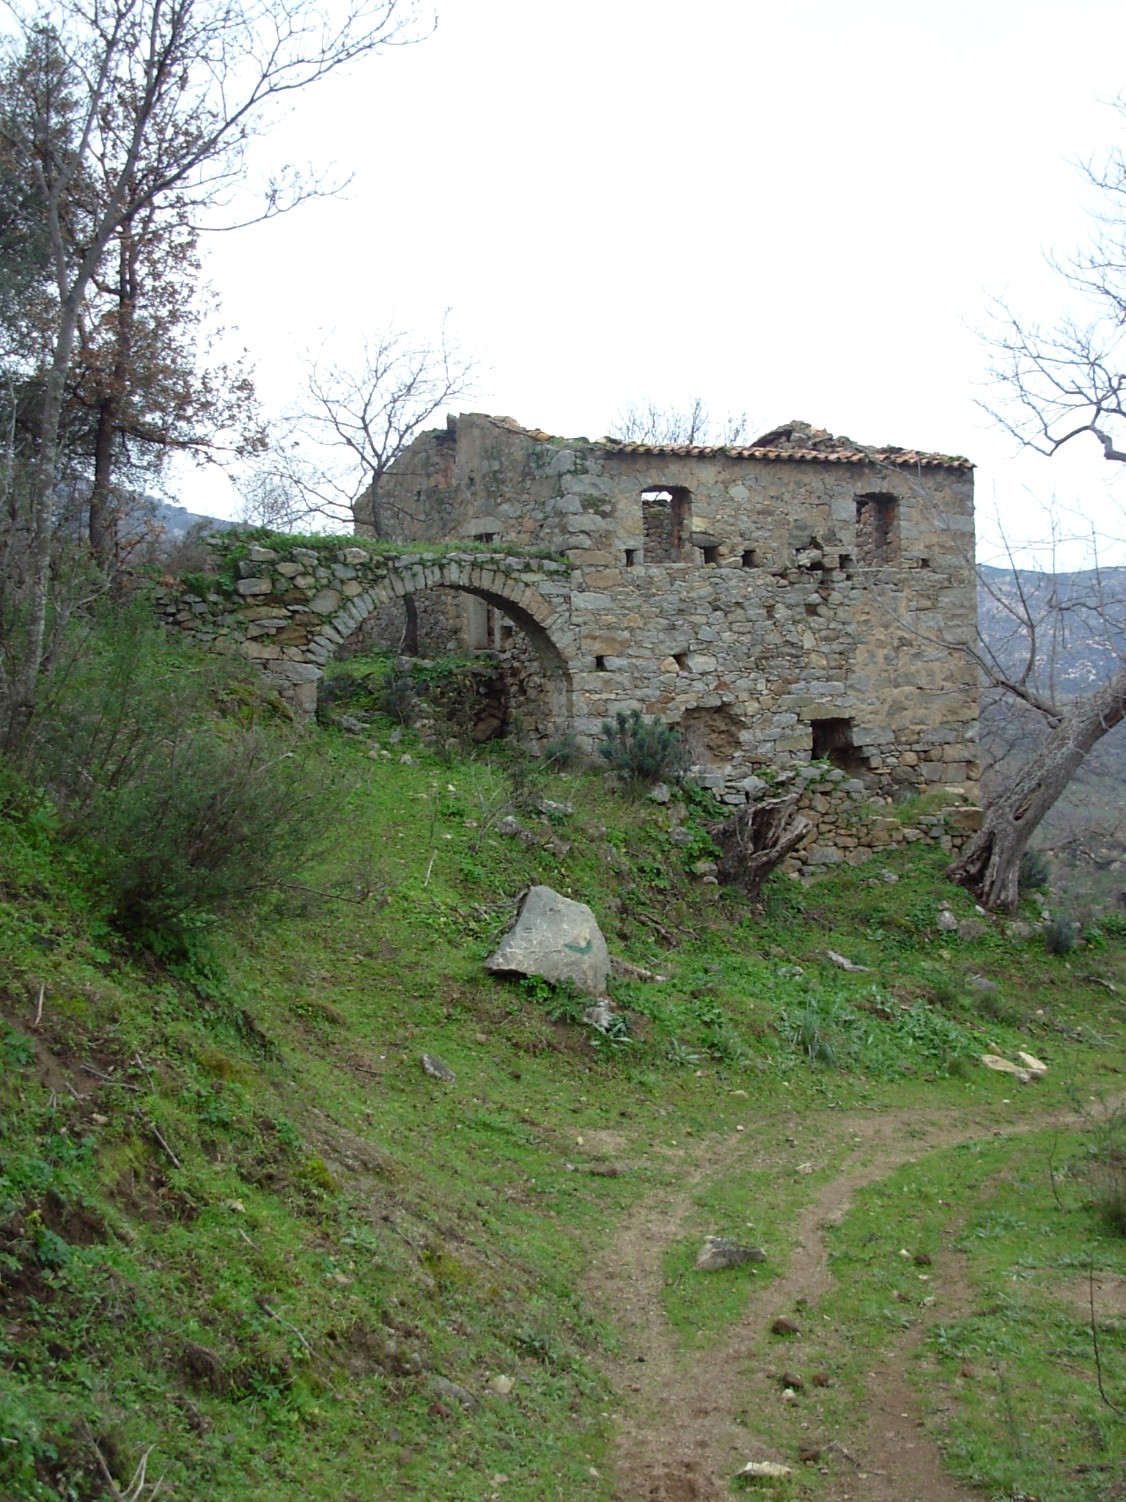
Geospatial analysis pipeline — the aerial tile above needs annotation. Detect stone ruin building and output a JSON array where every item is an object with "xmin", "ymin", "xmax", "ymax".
[{"xmin": 355, "ymin": 414, "xmax": 979, "ymax": 804}]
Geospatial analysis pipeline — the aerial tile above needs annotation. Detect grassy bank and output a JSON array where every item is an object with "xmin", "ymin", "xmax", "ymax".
[{"xmin": 3, "ymin": 695, "xmax": 1126, "ymax": 1499}]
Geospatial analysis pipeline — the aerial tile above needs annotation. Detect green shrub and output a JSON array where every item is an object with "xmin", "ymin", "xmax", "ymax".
[
  {"xmin": 20, "ymin": 605, "xmax": 326, "ymax": 951},
  {"xmin": 1045, "ymin": 916, "xmax": 1078, "ymax": 955},
  {"xmin": 543, "ymin": 731, "xmax": 580, "ymax": 768},
  {"xmin": 87, "ymin": 727, "xmax": 321, "ymax": 945},
  {"xmin": 597, "ymin": 709, "xmax": 687, "ymax": 788},
  {"xmin": 1019, "ymin": 848, "xmax": 1051, "ymax": 895}
]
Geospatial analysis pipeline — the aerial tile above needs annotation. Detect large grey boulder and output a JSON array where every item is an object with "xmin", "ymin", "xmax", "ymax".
[{"xmin": 485, "ymin": 885, "xmax": 610, "ymax": 996}]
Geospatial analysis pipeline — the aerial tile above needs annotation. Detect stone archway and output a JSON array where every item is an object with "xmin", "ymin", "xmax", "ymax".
[
  {"xmin": 154, "ymin": 542, "xmax": 578, "ymax": 734},
  {"xmin": 309, "ymin": 562, "xmax": 575, "ymax": 731}
]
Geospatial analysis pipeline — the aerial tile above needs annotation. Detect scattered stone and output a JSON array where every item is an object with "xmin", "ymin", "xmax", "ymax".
[
  {"xmin": 695, "ymin": 1236, "xmax": 767, "ymax": 1271},
  {"xmin": 737, "ymin": 1460, "xmax": 792, "ymax": 1479},
  {"xmin": 936, "ymin": 908, "xmax": 959, "ymax": 933},
  {"xmin": 429, "ymin": 1375, "xmax": 478, "ymax": 1411},
  {"xmin": 485, "ymin": 885, "xmax": 611, "ymax": 997},
  {"xmin": 421, "ymin": 1054, "xmax": 455, "ymax": 1082},
  {"xmin": 810, "ymin": 1370, "xmax": 831, "ymax": 1387},
  {"xmin": 338, "ymin": 714, "xmax": 367, "ymax": 734},
  {"xmin": 1007, "ymin": 919, "xmax": 1035, "ymax": 940},
  {"xmin": 495, "ymin": 816, "xmax": 524, "ymax": 838},
  {"xmin": 881, "ymin": 871, "xmax": 899, "ymax": 884},
  {"xmin": 388, "ymin": 728, "xmax": 403, "ymax": 744},
  {"xmin": 692, "ymin": 859, "xmax": 719, "ymax": 878},
  {"xmin": 826, "ymin": 949, "xmax": 869, "ymax": 973},
  {"xmin": 914, "ymin": 1251, "xmax": 933, "ymax": 1266},
  {"xmin": 780, "ymin": 1370, "xmax": 804, "ymax": 1391},
  {"xmin": 534, "ymin": 797, "xmax": 573, "ymax": 818},
  {"xmin": 648, "ymin": 782, "xmax": 671, "ymax": 804},
  {"xmin": 669, "ymin": 826, "xmax": 694, "ymax": 846},
  {"xmin": 610, "ymin": 956, "xmax": 668, "ymax": 983},
  {"xmin": 771, "ymin": 1317, "xmax": 800, "ymax": 1336},
  {"xmin": 1017, "ymin": 1050, "xmax": 1048, "ymax": 1078},
  {"xmin": 968, "ymin": 974, "xmax": 999, "ymax": 994},
  {"xmin": 959, "ymin": 917, "xmax": 988, "ymax": 942},
  {"xmin": 583, "ymin": 1000, "xmax": 617, "ymax": 1033},
  {"xmin": 488, "ymin": 1374, "xmax": 514, "ymax": 1395},
  {"xmin": 781, "ymin": 1387, "xmax": 798, "ymax": 1402},
  {"xmin": 980, "ymin": 1053, "xmax": 1033, "ymax": 1083}
]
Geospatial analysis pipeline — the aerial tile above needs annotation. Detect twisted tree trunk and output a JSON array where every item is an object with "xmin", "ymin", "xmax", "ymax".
[
  {"xmin": 709, "ymin": 794, "xmax": 812, "ymax": 900},
  {"xmin": 948, "ymin": 664, "xmax": 1126, "ymax": 911}
]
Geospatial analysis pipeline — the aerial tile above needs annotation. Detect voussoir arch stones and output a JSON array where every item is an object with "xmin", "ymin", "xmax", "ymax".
[{"xmin": 155, "ymin": 542, "xmax": 577, "ymax": 725}]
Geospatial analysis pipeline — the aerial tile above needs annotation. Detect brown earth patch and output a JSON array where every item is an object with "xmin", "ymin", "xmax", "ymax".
[{"xmin": 585, "ymin": 1102, "xmax": 1093, "ymax": 1502}]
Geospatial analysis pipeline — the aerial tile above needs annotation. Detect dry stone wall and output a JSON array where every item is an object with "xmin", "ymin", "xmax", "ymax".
[{"xmin": 149, "ymin": 538, "xmax": 576, "ymax": 721}]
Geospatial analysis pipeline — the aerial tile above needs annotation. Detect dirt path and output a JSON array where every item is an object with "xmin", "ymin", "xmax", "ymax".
[{"xmin": 585, "ymin": 1102, "xmax": 1076, "ymax": 1502}]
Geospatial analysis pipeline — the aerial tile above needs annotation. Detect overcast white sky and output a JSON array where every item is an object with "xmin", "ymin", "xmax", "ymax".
[{"xmin": 177, "ymin": 0, "xmax": 1126, "ymax": 567}]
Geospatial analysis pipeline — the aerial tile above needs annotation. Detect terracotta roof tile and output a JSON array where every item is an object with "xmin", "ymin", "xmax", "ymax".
[{"xmin": 597, "ymin": 420, "xmax": 971, "ymax": 471}]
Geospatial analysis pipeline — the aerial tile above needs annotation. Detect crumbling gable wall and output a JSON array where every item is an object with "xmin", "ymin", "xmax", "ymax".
[{"xmin": 358, "ymin": 414, "xmax": 979, "ymax": 798}]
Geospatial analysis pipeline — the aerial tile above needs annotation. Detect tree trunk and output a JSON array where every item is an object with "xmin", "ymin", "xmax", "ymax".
[
  {"xmin": 948, "ymin": 664, "xmax": 1126, "ymax": 911},
  {"xmin": 709, "ymin": 794, "xmax": 812, "ymax": 900},
  {"xmin": 1, "ymin": 305, "xmax": 79, "ymax": 752},
  {"xmin": 89, "ymin": 230, "xmax": 137, "ymax": 564}
]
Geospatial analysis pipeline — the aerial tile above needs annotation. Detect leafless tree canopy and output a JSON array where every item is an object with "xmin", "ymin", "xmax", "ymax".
[
  {"xmin": 239, "ymin": 320, "xmax": 476, "ymax": 533},
  {"xmin": 949, "ymin": 101, "xmax": 1126, "ymax": 911},
  {"xmin": 982, "ymin": 96, "xmax": 1126, "ymax": 469},
  {"xmin": 0, "ymin": 0, "xmax": 423, "ymax": 749},
  {"xmin": 609, "ymin": 397, "xmax": 750, "ymax": 447}
]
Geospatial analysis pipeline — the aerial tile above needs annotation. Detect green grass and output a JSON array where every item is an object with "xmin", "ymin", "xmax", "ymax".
[{"xmin": 4, "ymin": 711, "xmax": 1126, "ymax": 1498}]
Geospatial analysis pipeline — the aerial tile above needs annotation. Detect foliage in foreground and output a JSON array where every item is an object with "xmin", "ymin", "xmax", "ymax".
[{"xmin": 2, "ymin": 677, "xmax": 1125, "ymax": 1498}]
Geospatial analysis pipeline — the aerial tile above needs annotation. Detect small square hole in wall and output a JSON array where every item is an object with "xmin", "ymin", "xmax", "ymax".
[
  {"xmin": 595, "ymin": 655, "xmax": 607, "ymax": 671},
  {"xmin": 674, "ymin": 652, "xmax": 689, "ymax": 670},
  {"xmin": 839, "ymin": 554, "xmax": 854, "ymax": 572},
  {"xmin": 805, "ymin": 602, "xmax": 820, "ymax": 617},
  {"xmin": 701, "ymin": 545, "xmax": 720, "ymax": 565},
  {"xmin": 918, "ymin": 556, "xmax": 930, "ymax": 569},
  {"xmin": 741, "ymin": 549, "xmax": 757, "ymax": 568},
  {"xmin": 625, "ymin": 549, "xmax": 639, "ymax": 567}
]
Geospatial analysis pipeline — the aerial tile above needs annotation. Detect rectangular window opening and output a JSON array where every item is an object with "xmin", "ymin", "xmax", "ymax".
[
  {"xmin": 701, "ymin": 545, "xmax": 720, "ymax": 565},
  {"xmin": 595, "ymin": 655, "xmax": 607, "ymax": 671},
  {"xmin": 855, "ymin": 494, "xmax": 899, "ymax": 566},
  {"xmin": 741, "ymin": 548, "xmax": 758, "ymax": 568},
  {"xmin": 674, "ymin": 651, "xmax": 689, "ymax": 670},
  {"xmin": 625, "ymin": 548, "xmax": 639, "ymax": 567},
  {"xmin": 811, "ymin": 716, "xmax": 868, "ymax": 775},
  {"xmin": 641, "ymin": 486, "xmax": 691, "ymax": 563}
]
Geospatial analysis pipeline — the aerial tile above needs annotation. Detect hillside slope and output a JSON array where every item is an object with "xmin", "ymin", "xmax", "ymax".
[{"xmin": 3, "ymin": 723, "xmax": 1126, "ymax": 1500}]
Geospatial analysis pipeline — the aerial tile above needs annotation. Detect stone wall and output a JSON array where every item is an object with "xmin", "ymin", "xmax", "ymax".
[
  {"xmin": 718, "ymin": 764, "xmax": 983, "ymax": 881},
  {"xmin": 149, "ymin": 538, "xmax": 576, "ymax": 723},
  {"xmin": 359, "ymin": 413, "xmax": 980, "ymax": 799}
]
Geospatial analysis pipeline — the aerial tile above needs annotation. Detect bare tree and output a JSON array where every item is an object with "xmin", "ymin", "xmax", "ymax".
[
  {"xmin": 609, "ymin": 397, "xmax": 750, "ymax": 447},
  {"xmin": 0, "ymin": 0, "xmax": 422, "ymax": 751},
  {"xmin": 947, "ymin": 103, "xmax": 1126, "ymax": 910},
  {"xmin": 239, "ymin": 318, "xmax": 476, "ymax": 533}
]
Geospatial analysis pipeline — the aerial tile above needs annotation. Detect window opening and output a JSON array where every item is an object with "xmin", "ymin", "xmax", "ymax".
[
  {"xmin": 701, "ymin": 545, "xmax": 719, "ymax": 565},
  {"xmin": 641, "ymin": 486, "xmax": 690, "ymax": 563},
  {"xmin": 855, "ymin": 494, "xmax": 898, "ymax": 566},
  {"xmin": 625, "ymin": 548, "xmax": 639, "ymax": 567},
  {"xmin": 741, "ymin": 549, "xmax": 757, "ymax": 568},
  {"xmin": 595, "ymin": 655, "xmax": 607, "ymax": 671},
  {"xmin": 674, "ymin": 652, "xmax": 689, "ymax": 670},
  {"xmin": 810, "ymin": 717, "xmax": 868, "ymax": 775}
]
